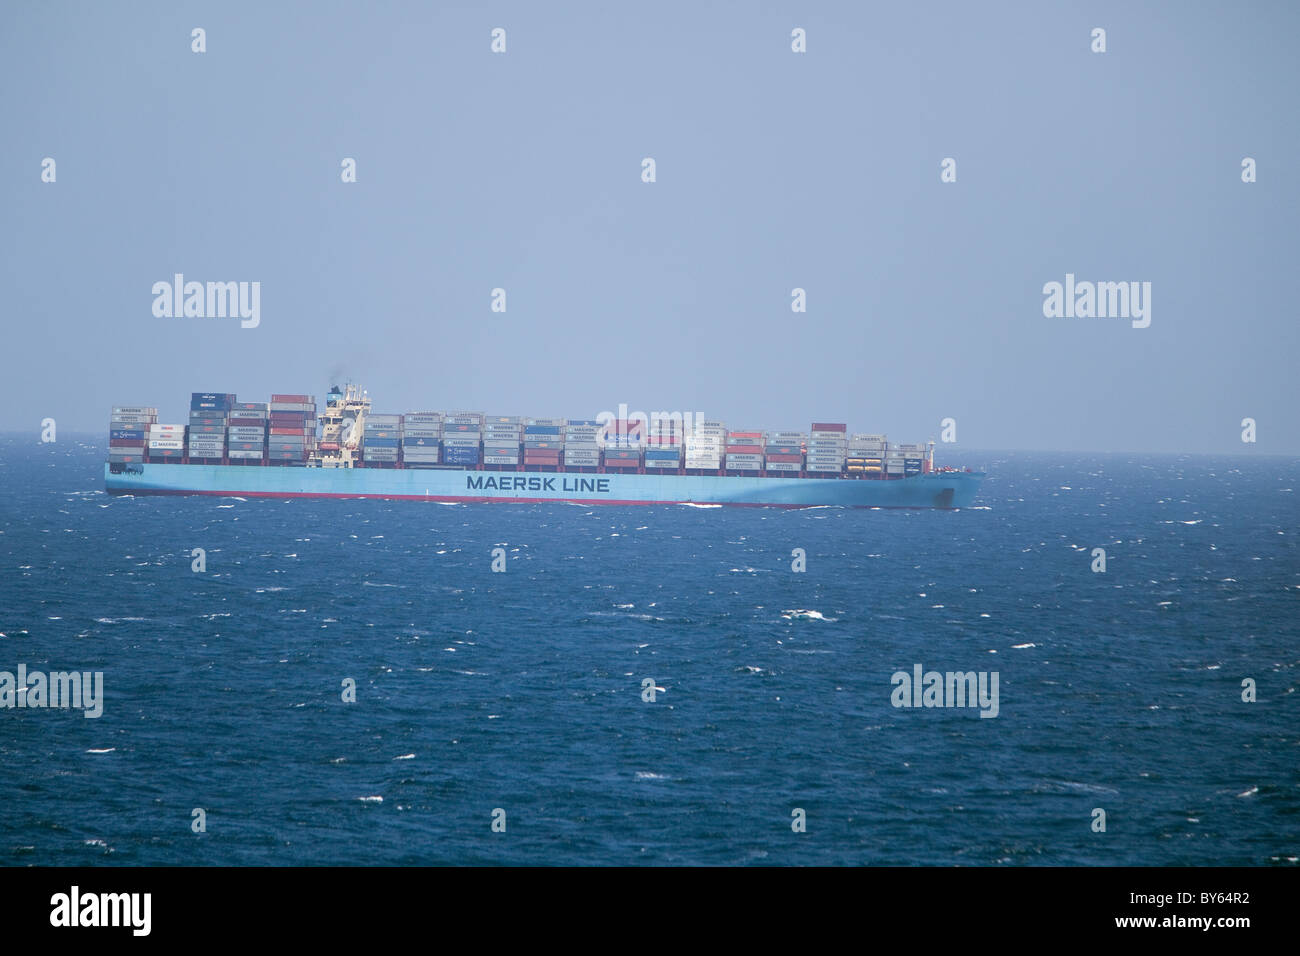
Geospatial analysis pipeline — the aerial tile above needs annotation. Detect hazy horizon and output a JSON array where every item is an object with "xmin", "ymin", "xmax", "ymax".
[{"xmin": 3, "ymin": 1, "xmax": 1297, "ymax": 455}]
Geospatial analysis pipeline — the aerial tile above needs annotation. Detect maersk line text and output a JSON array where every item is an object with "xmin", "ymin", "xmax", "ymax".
[{"xmin": 467, "ymin": 475, "xmax": 611, "ymax": 493}]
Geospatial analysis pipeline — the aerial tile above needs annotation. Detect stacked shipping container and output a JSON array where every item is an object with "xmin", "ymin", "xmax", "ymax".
[
  {"xmin": 806, "ymin": 422, "xmax": 847, "ymax": 474},
  {"xmin": 187, "ymin": 394, "xmax": 232, "ymax": 461},
  {"xmin": 482, "ymin": 416, "xmax": 521, "ymax": 466},
  {"xmin": 110, "ymin": 393, "xmax": 934, "ymax": 480},
  {"xmin": 685, "ymin": 420, "xmax": 725, "ymax": 470},
  {"xmin": 725, "ymin": 427, "xmax": 765, "ymax": 473},
  {"xmin": 600, "ymin": 417, "xmax": 642, "ymax": 469},
  {"xmin": 891, "ymin": 442, "xmax": 925, "ymax": 478},
  {"xmin": 442, "ymin": 413, "xmax": 483, "ymax": 467},
  {"xmin": 108, "ymin": 406, "xmax": 158, "ymax": 464},
  {"xmin": 268, "ymin": 394, "xmax": 316, "ymax": 464},
  {"xmin": 765, "ymin": 430, "xmax": 805, "ymax": 473},
  {"xmin": 227, "ymin": 401, "xmax": 268, "ymax": 463},
  {"xmin": 402, "ymin": 413, "xmax": 442, "ymax": 467},
  {"xmin": 644, "ymin": 415, "xmax": 683, "ymax": 471},
  {"xmin": 362, "ymin": 414, "xmax": 402, "ymax": 466},
  {"xmin": 523, "ymin": 418, "xmax": 564, "ymax": 468},
  {"xmin": 564, "ymin": 420, "xmax": 600, "ymax": 468},
  {"xmin": 847, "ymin": 433, "xmax": 887, "ymax": 475}
]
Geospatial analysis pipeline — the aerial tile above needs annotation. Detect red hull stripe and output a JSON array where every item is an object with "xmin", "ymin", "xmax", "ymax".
[{"xmin": 106, "ymin": 488, "xmax": 948, "ymax": 509}]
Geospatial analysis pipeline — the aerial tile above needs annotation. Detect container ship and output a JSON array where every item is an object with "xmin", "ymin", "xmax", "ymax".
[{"xmin": 103, "ymin": 385, "xmax": 984, "ymax": 508}]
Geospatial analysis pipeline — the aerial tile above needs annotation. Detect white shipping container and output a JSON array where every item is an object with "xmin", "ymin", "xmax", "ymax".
[{"xmin": 147, "ymin": 439, "xmax": 184, "ymax": 450}]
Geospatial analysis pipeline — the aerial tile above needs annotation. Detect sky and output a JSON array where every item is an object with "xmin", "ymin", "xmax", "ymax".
[{"xmin": 2, "ymin": 0, "xmax": 1297, "ymax": 454}]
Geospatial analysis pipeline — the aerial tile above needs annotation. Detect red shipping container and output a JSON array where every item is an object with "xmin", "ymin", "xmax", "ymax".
[
  {"xmin": 725, "ymin": 444, "xmax": 763, "ymax": 454},
  {"xmin": 228, "ymin": 418, "xmax": 264, "ymax": 427},
  {"xmin": 109, "ymin": 438, "xmax": 146, "ymax": 447},
  {"xmin": 271, "ymin": 394, "xmax": 312, "ymax": 403},
  {"xmin": 765, "ymin": 454, "xmax": 803, "ymax": 463},
  {"xmin": 811, "ymin": 423, "xmax": 847, "ymax": 432},
  {"xmin": 270, "ymin": 427, "xmax": 310, "ymax": 435},
  {"xmin": 603, "ymin": 458, "xmax": 639, "ymax": 469},
  {"xmin": 728, "ymin": 432, "xmax": 763, "ymax": 440}
]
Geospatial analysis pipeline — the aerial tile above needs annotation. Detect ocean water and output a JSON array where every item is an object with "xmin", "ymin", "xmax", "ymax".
[{"xmin": 0, "ymin": 437, "xmax": 1296, "ymax": 866}]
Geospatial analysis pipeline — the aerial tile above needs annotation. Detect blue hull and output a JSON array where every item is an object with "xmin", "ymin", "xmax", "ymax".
[{"xmin": 104, "ymin": 463, "xmax": 983, "ymax": 508}]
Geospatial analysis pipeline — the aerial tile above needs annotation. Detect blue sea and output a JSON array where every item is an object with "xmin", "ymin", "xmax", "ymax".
[{"xmin": 1, "ymin": 437, "xmax": 1296, "ymax": 865}]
